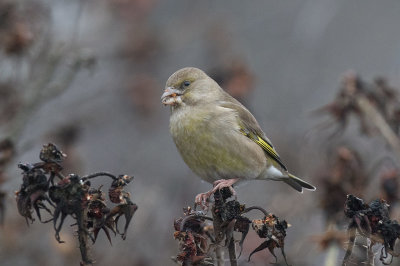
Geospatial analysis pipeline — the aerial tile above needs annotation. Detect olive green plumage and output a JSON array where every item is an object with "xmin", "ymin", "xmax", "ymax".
[{"xmin": 162, "ymin": 67, "xmax": 315, "ymax": 192}]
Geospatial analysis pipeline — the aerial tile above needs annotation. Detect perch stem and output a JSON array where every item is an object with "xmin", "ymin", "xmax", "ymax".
[
  {"xmin": 77, "ymin": 203, "xmax": 93, "ymax": 265},
  {"xmin": 212, "ymin": 204, "xmax": 224, "ymax": 266}
]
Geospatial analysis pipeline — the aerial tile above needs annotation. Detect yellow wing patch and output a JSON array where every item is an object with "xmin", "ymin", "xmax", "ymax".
[
  {"xmin": 240, "ymin": 127, "xmax": 287, "ymax": 170},
  {"xmin": 255, "ymin": 136, "xmax": 279, "ymax": 159}
]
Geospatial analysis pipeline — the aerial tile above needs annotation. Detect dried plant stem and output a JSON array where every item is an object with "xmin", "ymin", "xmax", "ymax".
[
  {"xmin": 77, "ymin": 205, "xmax": 93, "ymax": 265},
  {"xmin": 228, "ymin": 236, "xmax": 237, "ymax": 266},
  {"xmin": 212, "ymin": 205, "xmax": 224, "ymax": 266},
  {"xmin": 211, "ymin": 202, "xmax": 238, "ymax": 266},
  {"xmin": 215, "ymin": 246, "xmax": 224, "ymax": 266},
  {"xmin": 16, "ymin": 144, "xmax": 136, "ymax": 265},
  {"xmin": 342, "ymin": 226, "xmax": 356, "ymax": 266},
  {"xmin": 355, "ymin": 236, "xmax": 372, "ymax": 266},
  {"xmin": 342, "ymin": 227, "xmax": 375, "ymax": 266},
  {"xmin": 367, "ymin": 244, "xmax": 374, "ymax": 266},
  {"xmin": 324, "ymin": 243, "xmax": 340, "ymax": 266},
  {"xmin": 323, "ymin": 223, "xmax": 341, "ymax": 266},
  {"xmin": 356, "ymin": 96, "xmax": 400, "ymax": 161}
]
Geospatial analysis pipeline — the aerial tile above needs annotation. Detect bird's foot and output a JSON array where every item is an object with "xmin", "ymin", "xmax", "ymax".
[
  {"xmin": 195, "ymin": 191, "xmax": 213, "ymax": 209},
  {"xmin": 211, "ymin": 178, "xmax": 239, "ymax": 196},
  {"xmin": 195, "ymin": 178, "xmax": 239, "ymax": 210}
]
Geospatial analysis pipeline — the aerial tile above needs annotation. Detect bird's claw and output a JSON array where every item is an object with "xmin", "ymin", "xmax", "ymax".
[
  {"xmin": 211, "ymin": 178, "xmax": 238, "ymax": 197},
  {"xmin": 195, "ymin": 178, "xmax": 239, "ymax": 209},
  {"xmin": 195, "ymin": 192, "xmax": 212, "ymax": 210}
]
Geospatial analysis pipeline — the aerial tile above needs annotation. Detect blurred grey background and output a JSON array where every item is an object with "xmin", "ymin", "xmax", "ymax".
[{"xmin": 1, "ymin": 0, "xmax": 400, "ymax": 265}]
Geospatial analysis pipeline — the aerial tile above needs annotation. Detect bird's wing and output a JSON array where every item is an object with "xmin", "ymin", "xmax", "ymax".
[{"xmin": 219, "ymin": 100, "xmax": 287, "ymax": 171}]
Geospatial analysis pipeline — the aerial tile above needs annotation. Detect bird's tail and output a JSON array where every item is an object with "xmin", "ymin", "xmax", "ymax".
[{"xmin": 283, "ymin": 173, "xmax": 316, "ymax": 193}]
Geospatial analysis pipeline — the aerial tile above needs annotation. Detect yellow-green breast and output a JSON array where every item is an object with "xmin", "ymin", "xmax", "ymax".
[{"xmin": 170, "ymin": 104, "xmax": 266, "ymax": 183}]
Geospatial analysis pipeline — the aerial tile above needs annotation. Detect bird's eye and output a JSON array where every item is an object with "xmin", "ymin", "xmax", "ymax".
[{"xmin": 183, "ymin": 81, "xmax": 191, "ymax": 87}]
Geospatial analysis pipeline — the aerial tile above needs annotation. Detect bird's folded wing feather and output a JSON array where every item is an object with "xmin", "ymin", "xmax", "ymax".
[{"xmin": 219, "ymin": 100, "xmax": 287, "ymax": 171}]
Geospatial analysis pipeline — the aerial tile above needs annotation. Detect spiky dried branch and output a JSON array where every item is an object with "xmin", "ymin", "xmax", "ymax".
[
  {"xmin": 0, "ymin": 1, "xmax": 94, "ymax": 224},
  {"xmin": 173, "ymin": 188, "xmax": 290, "ymax": 266},
  {"xmin": 315, "ymin": 73, "xmax": 400, "ymax": 265},
  {"xmin": 16, "ymin": 143, "xmax": 137, "ymax": 265},
  {"xmin": 342, "ymin": 194, "xmax": 400, "ymax": 266}
]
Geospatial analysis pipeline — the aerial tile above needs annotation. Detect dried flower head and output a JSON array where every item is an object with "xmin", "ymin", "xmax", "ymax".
[
  {"xmin": 16, "ymin": 143, "xmax": 137, "ymax": 265},
  {"xmin": 343, "ymin": 194, "xmax": 400, "ymax": 265}
]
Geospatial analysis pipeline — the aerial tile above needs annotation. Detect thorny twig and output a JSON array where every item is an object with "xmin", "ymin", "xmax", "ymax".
[
  {"xmin": 16, "ymin": 143, "xmax": 137, "ymax": 265},
  {"xmin": 173, "ymin": 188, "xmax": 290, "ymax": 266}
]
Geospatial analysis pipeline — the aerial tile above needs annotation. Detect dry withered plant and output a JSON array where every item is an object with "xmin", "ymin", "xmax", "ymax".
[
  {"xmin": 316, "ymin": 71, "xmax": 400, "ymax": 157},
  {"xmin": 173, "ymin": 188, "xmax": 289, "ymax": 266},
  {"xmin": 314, "ymin": 72, "xmax": 400, "ymax": 265},
  {"xmin": 318, "ymin": 146, "xmax": 367, "ymax": 225},
  {"xmin": 15, "ymin": 143, "xmax": 138, "ymax": 265},
  {"xmin": 0, "ymin": 0, "xmax": 94, "ymax": 224},
  {"xmin": 343, "ymin": 194, "xmax": 400, "ymax": 266}
]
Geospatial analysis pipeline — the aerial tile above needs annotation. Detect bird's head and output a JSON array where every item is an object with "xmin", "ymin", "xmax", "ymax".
[{"xmin": 161, "ymin": 67, "xmax": 220, "ymax": 108}]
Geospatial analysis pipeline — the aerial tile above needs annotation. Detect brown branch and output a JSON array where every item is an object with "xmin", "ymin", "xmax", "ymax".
[
  {"xmin": 78, "ymin": 205, "xmax": 93, "ymax": 266},
  {"xmin": 211, "ymin": 204, "xmax": 225, "ymax": 266},
  {"xmin": 211, "ymin": 205, "xmax": 236, "ymax": 265}
]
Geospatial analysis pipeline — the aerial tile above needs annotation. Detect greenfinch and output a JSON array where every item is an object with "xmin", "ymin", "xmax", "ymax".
[{"xmin": 162, "ymin": 67, "xmax": 315, "ymax": 204}]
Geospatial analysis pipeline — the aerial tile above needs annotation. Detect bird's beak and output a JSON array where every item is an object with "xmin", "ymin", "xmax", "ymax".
[{"xmin": 161, "ymin": 87, "xmax": 182, "ymax": 106}]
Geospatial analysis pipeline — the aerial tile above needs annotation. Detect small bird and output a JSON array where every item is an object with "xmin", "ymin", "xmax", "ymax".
[{"xmin": 161, "ymin": 67, "xmax": 315, "ymax": 205}]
